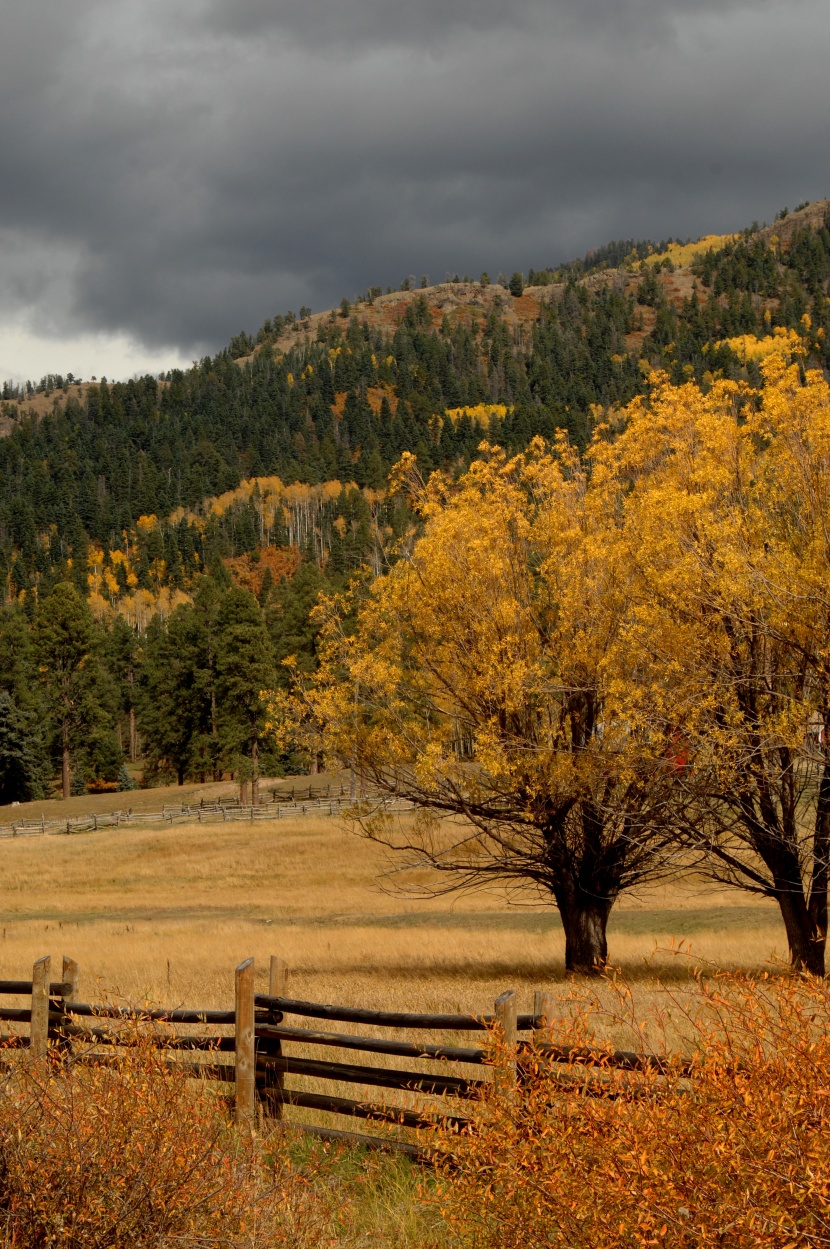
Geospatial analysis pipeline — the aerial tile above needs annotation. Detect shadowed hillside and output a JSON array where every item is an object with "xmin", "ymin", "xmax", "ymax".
[{"xmin": 0, "ymin": 198, "xmax": 828, "ymax": 616}]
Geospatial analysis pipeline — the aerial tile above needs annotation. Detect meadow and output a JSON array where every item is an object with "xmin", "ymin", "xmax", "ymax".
[
  {"xmin": 0, "ymin": 784, "xmax": 785, "ymax": 1020},
  {"xmin": 0, "ymin": 787, "xmax": 813, "ymax": 1247}
]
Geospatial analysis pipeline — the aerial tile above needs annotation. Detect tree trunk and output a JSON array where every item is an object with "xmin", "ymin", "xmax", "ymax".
[
  {"xmin": 177, "ymin": 766, "xmax": 185, "ymax": 786},
  {"xmin": 777, "ymin": 888, "xmax": 826, "ymax": 975},
  {"xmin": 808, "ymin": 751, "xmax": 830, "ymax": 958},
  {"xmin": 557, "ymin": 893, "xmax": 612, "ymax": 975},
  {"xmin": 61, "ymin": 738, "xmax": 71, "ymax": 801},
  {"xmin": 760, "ymin": 829, "xmax": 827, "ymax": 974},
  {"xmin": 251, "ymin": 739, "xmax": 259, "ymax": 806},
  {"xmin": 240, "ymin": 779, "xmax": 250, "ymax": 804},
  {"xmin": 129, "ymin": 706, "xmax": 137, "ymax": 763}
]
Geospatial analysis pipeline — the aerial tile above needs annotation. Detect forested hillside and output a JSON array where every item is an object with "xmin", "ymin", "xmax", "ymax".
[{"xmin": 1, "ymin": 200, "xmax": 829, "ymax": 799}]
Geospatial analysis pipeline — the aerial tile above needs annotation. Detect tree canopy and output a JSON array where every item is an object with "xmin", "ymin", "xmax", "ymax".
[
  {"xmin": 597, "ymin": 342, "xmax": 830, "ymax": 973},
  {"xmin": 307, "ymin": 443, "xmax": 690, "ymax": 972},
  {"xmin": 309, "ymin": 332, "xmax": 830, "ymax": 973}
]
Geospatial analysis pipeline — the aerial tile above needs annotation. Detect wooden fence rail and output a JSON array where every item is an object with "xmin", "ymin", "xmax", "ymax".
[
  {"xmin": 0, "ymin": 955, "xmax": 675, "ymax": 1160},
  {"xmin": 0, "ymin": 789, "xmax": 413, "ymax": 842},
  {"xmin": 254, "ymin": 994, "xmax": 538, "ymax": 1031}
]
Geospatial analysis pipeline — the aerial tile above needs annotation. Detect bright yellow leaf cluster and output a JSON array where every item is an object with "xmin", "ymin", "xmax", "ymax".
[
  {"xmin": 718, "ymin": 326, "xmax": 799, "ymax": 362},
  {"xmin": 444, "ymin": 403, "xmax": 512, "ymax": 427},
  {"xmin": 644, "ymin": 233, "xmax": 736, "ymax": 268},
  {"xmin": 306, "ymin": 345, "xmax": 830, "ymax": 972}
]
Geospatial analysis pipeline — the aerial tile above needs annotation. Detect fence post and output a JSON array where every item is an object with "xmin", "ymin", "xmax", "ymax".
[
  {"xmin": 260, "ymin": 956, "xmax": 288, "ymax": 1120},
  {"xmin": 235, "ymin": 958, "xmax": 256, "ymax": 1126},
  {"xmin": 51, "ymin": 956, "xmax": 79, "ymax": 1053},
  {"xmin": 62, "ymin": 956, "xmax": 79, "ymax": 1001},
  {"xmin": 531, "ymin": 990, "xmax": 555, "ymax": 1083},
  {"xmin": 30, "ymin": 955, "xmax": 50, "ymax": 1059},
  {"xmin": 269, "ymin": 956, "xmax": 288, "ymax": 998},
  {"xmin": 533, "ymin": 990, "xmax": 554, "ymax": 1039},
  {"xmin": 493, "ymin": 989, "xmax": 518, "ymax": 1094}
]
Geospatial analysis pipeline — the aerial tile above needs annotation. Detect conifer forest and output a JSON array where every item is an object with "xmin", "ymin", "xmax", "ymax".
[{"xmin": 2, "ymin": 203, "xmax": 830, "ymax": 808}]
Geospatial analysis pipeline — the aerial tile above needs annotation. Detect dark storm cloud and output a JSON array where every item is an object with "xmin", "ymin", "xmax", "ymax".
[
  {"xmin": 204, "ymin": 0, "xmax": 771, "ymax": 51},
  {"xmin": 0, "ymin": 0, "xmax": 827, "ymax": 361}
]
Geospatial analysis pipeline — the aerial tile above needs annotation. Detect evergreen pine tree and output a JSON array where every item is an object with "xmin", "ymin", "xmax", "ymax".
[
  {"xmin": 137, "ymin": 608, "xmax": 204, "ymax": 785},
  {"xmin": 0, "ymin": 692, "xmax": 50, "ymax": 803},
  {"xmin": 216, "ymin": 587, "xmax": 276, "ymax": 803},
  {"xmin": 31, "ymin": 583, "xmax": 97, "ymax": 799},
  {"xmin": 103, "ymin": 617, "xmax": 141, "ymax": 763}
]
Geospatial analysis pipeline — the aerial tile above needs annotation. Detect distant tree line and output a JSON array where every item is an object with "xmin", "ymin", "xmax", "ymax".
[
  {"xmin": 1, "ymin": 211, "xmax": 829, "ymax": 809},
  {"xmin": 0, "ymin": 286, "xmax": 650, "ymax": 600},
  {"xmin": 0, "ymin": 558, "xmax": 334, "ymax": 803}
]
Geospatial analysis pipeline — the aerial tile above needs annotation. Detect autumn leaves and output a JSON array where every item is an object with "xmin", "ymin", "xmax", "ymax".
[{"xmin": 310, "ymin": 338, "xmax": 830, "ymax": 973}]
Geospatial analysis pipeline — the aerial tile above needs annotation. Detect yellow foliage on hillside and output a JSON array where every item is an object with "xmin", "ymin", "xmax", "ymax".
[
  {"xmin": 194, "ymin": 476, "xmax": 351, "ymax": 527},
  {"xmin": 367, "ymin": 385, "xmax": 397, "ymax": 416},
  {"xmin": 645, "ymin": 233, "xmax": 736, "ymax": 267},
  {"xmin": 88, "ymin": 586, "xmax": 191, "ymax": 629},
  {"xmin": 224, "ymin": 545, "xmax": 300, "ymax": 597},
  {"xmin": 444, "ymin": 403, "xmax": 511, "ymax": 426},
  {"xmin": 76, "ymin": 472, "xmax": 391, "ymax": 625},
  {"xmin": 719, "ymin": 327, "xmax": 802, "ymax": 362}
]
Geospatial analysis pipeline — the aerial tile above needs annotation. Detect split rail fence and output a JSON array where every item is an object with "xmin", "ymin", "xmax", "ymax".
[
  {"xmin": 0, "ymin": 956, "xmax": 667, "ymax": 1160},
  {"xmin": 0, "ymin": 784, "xmax": 411, "ymax": 841}
]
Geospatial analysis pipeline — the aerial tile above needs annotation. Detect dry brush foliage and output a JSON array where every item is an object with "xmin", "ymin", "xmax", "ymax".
[
  {"xmin": 0, "ymin": 1040, "xmax": 333, "ymax": 1248},
  {"xmin": 431, "ymin": 971, "xmax": 830, "ymax": 1248}
]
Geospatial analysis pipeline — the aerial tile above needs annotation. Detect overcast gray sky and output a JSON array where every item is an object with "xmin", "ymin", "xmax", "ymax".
[{"xmin": 1, "ymin": 0, "xmax": 827, "ymax": 382}]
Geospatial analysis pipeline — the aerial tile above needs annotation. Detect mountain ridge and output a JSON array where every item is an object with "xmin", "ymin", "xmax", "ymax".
[
  {"xmin": 0, "ymin": 197, "xmax": 829, "ymax": 615},
  {"xmin": 7, "ymin": 198, "xmax": 827, "ymax": 420}
]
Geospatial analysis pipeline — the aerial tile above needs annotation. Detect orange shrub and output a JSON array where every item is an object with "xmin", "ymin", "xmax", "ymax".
[
  {"xmin": 0, "ymin": 1042, "xmax": 330, "ymax": 1248},
  {"xmin": 431, "ymin": 973, "xmax": 830, "ymax": 1247},
  {"xmin": 86, "ymin": 779, "xmax": 120, "ymax": 794}
]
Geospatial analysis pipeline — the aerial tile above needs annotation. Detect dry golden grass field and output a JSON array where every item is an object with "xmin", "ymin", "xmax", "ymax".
[
  {"xmin": 0, "ymin": 791, "xmax": 801, "ymax": 1247},
  {"xmin": 0, "ymin": 791, "xmax": 785, "ymax": 1025}
]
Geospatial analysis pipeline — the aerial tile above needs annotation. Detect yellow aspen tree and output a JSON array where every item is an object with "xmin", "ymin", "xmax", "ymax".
[
  {"xmin": 601, "ymin": 343, "xmax": 830, "ymax": 973},
  {"xmin": 310, "ymin": 444, "xmax": 686, "ymax": 974}
]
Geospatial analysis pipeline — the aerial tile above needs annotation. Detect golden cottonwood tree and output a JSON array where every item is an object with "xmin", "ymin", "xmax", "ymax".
[
  {"xmin": 311, "ymin": 445, "xmax": 686, "ymax": 973},
  {"xmin": 601, "ymin": 345, "xmax": 830, "ymax": 973}
]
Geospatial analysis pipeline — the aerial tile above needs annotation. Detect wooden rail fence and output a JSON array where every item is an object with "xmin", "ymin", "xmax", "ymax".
[
  {"xmin": 1, "ymin": 785, "xmax": 411, "ymax": 841},
  {"xmin": 0, "ymin": 956, "xmax": 664, "ymax": 1160}
]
